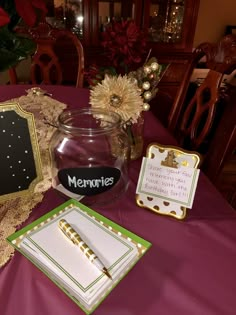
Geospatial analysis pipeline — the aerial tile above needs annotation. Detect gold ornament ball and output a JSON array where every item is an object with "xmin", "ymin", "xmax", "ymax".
[
  {"xmin": 143, "ymin": 91, "xmax": 152, "ymax": 100},
  {"xmin": 151, "ymin": 62, "xmax": 159, "ymax": 71},
  {"xmin": 144, "ymin": 66, "xmax": 152, "ymax": 74},
  {"xmin": 142, "ymin": 81, "xmax": 151, "ymax": 90},
  {"xmin": 143, "ymin": 103, "xmax": 150, "ymax": 111}
]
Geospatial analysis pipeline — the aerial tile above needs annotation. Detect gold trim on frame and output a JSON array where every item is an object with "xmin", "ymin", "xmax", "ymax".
[
  {"xmin": 136, "ymin": 143, "xmax": 201, "ymax": 220},
  {"xmin": 0, "ymin": 102, "xmax": 43, "ymax": 202}
]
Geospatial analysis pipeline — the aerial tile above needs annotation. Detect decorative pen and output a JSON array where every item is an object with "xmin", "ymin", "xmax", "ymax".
[{"xmin": 58, "ymin": 219, "xmax": 112, "ymax": 280}]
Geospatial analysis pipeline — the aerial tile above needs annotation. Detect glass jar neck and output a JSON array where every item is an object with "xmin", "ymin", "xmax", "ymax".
[{"xmin": 58, "ymin": 108, "xmax": 122, "ymax": 135}]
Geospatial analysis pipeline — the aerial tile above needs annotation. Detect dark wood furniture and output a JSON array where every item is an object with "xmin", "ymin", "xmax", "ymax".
[
  {"xmin": 202, "ymin": 84, "xmax": 236, "ymax": 209},
  {"xmin": 142, "ymin": 0, "xmax": 200, "ymax": 125},
  {"xmin": 166, "ymin": 35, "xmax": 236, "ymax": 209},
  {"xmin": 168, "ymin": 34, "xmax": 236, "ymax": 132},
  {"xmin": 31, "ymin": 23, "xmax": 84, "ymax": 87},
  {"xmin": 176, "ymin": 70, "xmax": 223, "ymax": 152},
  {"xmin": 45, "ymin": 0, "xmax": 200, "ymax": 125},
  {"xmin": 9, "ymin": 22, "xmax": 85, "ymax": 88}
]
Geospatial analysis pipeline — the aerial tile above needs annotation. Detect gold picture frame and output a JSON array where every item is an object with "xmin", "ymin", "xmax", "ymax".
[
  {"xmin": 0, "ymin": 102, "xmax": 43, "ymax": 202},
  {"xmin": 136, "ymin": 143, "xmax": 201, "ymax": 220}
]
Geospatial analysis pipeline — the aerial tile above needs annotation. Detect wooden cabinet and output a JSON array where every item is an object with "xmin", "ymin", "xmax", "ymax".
[
  {"xmin": 46, "ymin": 0, "xmax": 200, "ymax": 125},
  {"xmin": 140, "ymin": 0, "xmax": 200, "ymax": 126},
  {"xmin": 142, "ymin": 0, "xmax": 200, "ymax": 52},
  {"xmin": 48, "ymin": 1, "xmax": 199, "ymax": 49}
]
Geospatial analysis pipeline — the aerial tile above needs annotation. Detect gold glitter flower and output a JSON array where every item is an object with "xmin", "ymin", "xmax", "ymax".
[{"xmin": 89, "ymin": 75, "xmax": 144, "ymax": 124}]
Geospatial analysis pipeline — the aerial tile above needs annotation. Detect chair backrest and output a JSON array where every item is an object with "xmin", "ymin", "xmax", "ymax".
[
  {"xmin": 202, "ymin": 83, "xmax": 236, "ymax": 208},
  {"xmin": 202, "ymin": 84, "xmax": 236, "ymax": 181},
  {"xmin": 29, "ymin": 22, "xmax": 84, "ymax": 88},
  {"xmin": 167, "ymin": 35, "xmax": 236, "ymax": 207},
  {"xmin": 168, "ymin": 35, "xmax": 236, "ymax": 154},
  {"xmin": 168, "ymin": 34, "xmax": 236, "ymax": 134},
  {"xmin": 9, "ymin": 22, "xmax": 85, "ymax": 88},
  {"xmin": 177, "ymin": 69, "xmax": 223, "ymax": 152},
  {"xmin": 52, "ymin": 29, "xmax": 84, "ymax": 88}
]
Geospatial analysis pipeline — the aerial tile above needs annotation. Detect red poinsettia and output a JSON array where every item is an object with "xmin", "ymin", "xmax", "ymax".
[
  {"xmin": 15, "ymin": 0, "xmax": 47, "ymax": 27},
  {"xmin": 0, "ymin": 0, "xmax": 47, "ymax": 28},
  {"xmin": 0, "ymin": 0, "xmax": 48, "ymax": 72},
  {"xmin": 0, "ymin": 7, "xmax": 10, "ymax": 27},
  {"xmin": 101, "ymin": 19, "xmax": 147, "ymax": 73}
]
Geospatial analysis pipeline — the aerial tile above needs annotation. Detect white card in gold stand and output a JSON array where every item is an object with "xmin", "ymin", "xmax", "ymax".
[{"xmin": 136, "ymin": 143, "xmax": 201, "ymax": 220}]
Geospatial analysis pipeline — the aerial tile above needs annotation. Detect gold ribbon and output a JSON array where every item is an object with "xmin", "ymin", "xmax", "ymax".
[{"xmin": 0, "ymin": 89, "xmax": 67, "ymax": 267}]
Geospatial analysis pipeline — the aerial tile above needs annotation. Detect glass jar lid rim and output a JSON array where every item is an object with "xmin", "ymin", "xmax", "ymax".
[{"xmin": 58, "ymin": 107, "xmax": 122, "ymax": 134}]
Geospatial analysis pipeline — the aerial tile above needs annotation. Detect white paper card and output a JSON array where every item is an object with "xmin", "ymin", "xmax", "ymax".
[
  {"xmin": 20, "ymin": 206, "xmax": 138, "ymax": 308},
  {"xmin": 136, "ymin": 157, "xmax": 200, "ymax": 208}
]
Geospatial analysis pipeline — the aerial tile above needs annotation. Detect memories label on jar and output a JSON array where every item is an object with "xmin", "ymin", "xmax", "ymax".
[{"xmin": 58, "ymin": 167, "xmax": 121, "ymax": 196}]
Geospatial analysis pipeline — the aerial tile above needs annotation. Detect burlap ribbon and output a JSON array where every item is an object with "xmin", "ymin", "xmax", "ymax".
[{"xmin": 0, "ymin": 88, "xmax": 67, "ymax": 267}]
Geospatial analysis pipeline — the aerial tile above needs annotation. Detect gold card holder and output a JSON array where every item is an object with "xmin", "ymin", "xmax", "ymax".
[
  {"xmin": 0, "ymin": 102, "xmax": 43, "ymax": 202},
  {"xmin": 136, "ymin": 143, "xmax": 201, "ymax": 220}
]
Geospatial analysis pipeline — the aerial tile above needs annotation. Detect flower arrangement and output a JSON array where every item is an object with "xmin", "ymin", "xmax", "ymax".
[
  {"xmin": 85, "ymin": 19, "xmax": 148, "ymax": 87},
  {"xmin": 90, "ymin": 75, "xmax": 144, "ymax": 124},
  {"xmin": 101, "ymin": 19, "xmax": 147, "ymax": 74},
  {"xmin": 0, "ymin": 0, "xmax": 47, "ymax": 72},
  {"xmin": 89, "ymin": 57, "xmax": 165, "ymax": 125},
  {"xmin": 87, "ymin": 19, "xmax": 168, "ymax": 159},
  {"xmin": 89, "ymin": 56, "xmax": 167, "ymax": 160},
  {"xmin": 87, "ymin": 19, "xmax": 167, "ymax": 120}
]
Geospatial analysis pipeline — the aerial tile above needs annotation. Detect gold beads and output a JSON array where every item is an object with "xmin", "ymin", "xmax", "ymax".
[
  {"xmin": 143, "ymin": 91, "xmax": 152, "ymax": 100},
  {"xmin": 142, "ymin": 81, "xmax": 151, "ymax": 90},
  {"xmin": 151, "ymin": 62, "xmax": 159, "ymax": 71},
  {"xmin": 143, "ymin": 66, "xmax": 152, "ymax": 74},
  {"xmin": 143, "ymin": 103, "xmax": 150, "ymax": 111}
]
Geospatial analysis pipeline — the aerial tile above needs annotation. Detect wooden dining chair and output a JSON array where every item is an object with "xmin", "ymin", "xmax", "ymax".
[
  {"xmin": 167, "ymin": 35, "xmax": 236, "ymax": 207},
  {"xmin": 8, "ymin": 22, "xmax": 85, "ymax": 88},
  {"xmin": 167, "ymin": 35, "xmax": 236, "ymax": 152},
  {"xmin": 8, "ymin": 68, "xmax": 18, "ymax": 84},
  {"xmin": 168, "ymin": 34, "xmax": 236, "ymax": 137},
  {"xmin": 201, "ymin": 84, "xmax": 236, "ymax": 208}
]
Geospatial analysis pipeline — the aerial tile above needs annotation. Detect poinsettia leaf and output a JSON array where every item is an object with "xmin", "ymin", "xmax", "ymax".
[
  {"xmin": 0, "ymin": 48, "xmax": 23, "ymax": 71},
  {"xmin": 0, "ymin": 27, "xmax": 36, "ymax": 71}
]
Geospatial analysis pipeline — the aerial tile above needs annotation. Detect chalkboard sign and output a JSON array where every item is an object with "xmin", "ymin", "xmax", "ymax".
[
  {"xmin": 58, "ymin": 167, "xmax": 121, "ymax": 196},
  {"xmin": 0, "ymin": 102, "xmax": 43, "ymax": 201}
]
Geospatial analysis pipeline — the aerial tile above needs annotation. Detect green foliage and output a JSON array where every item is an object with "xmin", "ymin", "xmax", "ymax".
[{"xmin": 0, "ymin": 26, "xmax": 36, "ymax": 72}]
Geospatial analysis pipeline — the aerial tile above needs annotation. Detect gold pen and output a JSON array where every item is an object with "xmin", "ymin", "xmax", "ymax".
[{"xmin": 58, "ymin": 219, "xmax": 112, "ymax": 280}]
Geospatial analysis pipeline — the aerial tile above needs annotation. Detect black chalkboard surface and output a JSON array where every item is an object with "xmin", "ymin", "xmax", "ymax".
[{"xmin": 0, "ymin": 103, "xmax": 43, "ymax": 201}]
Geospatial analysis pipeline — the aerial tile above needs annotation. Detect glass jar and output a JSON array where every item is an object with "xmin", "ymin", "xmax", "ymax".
[
  {"xmin": 127, "ymin": 114, "xmax": 144, "ymax": 160},
  {"xmin": 50, "ymin": 108, "xmax": 130, "ymax": 206}
]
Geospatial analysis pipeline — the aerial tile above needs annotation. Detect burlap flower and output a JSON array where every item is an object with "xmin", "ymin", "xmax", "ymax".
[{"xmin": 89, "ymin": 75, "xmax": 144, "ymax": 124}]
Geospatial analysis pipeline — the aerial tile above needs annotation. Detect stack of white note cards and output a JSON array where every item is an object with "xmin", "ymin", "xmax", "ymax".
[{"xmin": 8, "ymin": 199, "xmax": 151, "ymax": 314}]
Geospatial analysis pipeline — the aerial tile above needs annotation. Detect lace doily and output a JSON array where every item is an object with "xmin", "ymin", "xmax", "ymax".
[{"xmin": 0, "ymin": 88, "xmax": 67, "ymax": 267}]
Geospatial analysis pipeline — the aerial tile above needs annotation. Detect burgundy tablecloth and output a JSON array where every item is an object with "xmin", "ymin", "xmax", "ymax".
[{"xmin": 1, "ymin": 85, "xmax": 236, "ymax": 315}]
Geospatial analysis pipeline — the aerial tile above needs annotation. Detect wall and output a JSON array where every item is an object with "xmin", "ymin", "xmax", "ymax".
[{"xmin": 194, "ymin": 0, "xmax": 236, "ymax": 47}]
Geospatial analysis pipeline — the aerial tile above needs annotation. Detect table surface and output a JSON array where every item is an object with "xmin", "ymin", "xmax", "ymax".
[{"xmin": 1, "ymin": 85, "xmax": 236, "ymax": 315}]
